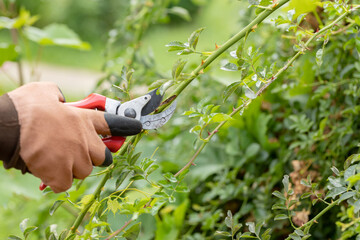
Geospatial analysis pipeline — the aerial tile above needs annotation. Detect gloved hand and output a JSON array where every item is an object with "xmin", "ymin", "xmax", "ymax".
[{"xmin": 7, "ymin": 82, "xmax": 142, "ymax": 193}]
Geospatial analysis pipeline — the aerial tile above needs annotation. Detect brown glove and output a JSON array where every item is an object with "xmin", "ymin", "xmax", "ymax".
[{"xmin": 6, "ymin": 82, "xmax": 142, "ymax": 193}]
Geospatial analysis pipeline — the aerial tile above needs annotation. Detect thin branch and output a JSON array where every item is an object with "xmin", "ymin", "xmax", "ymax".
[{"xmin": 105, "ymin": 218, "xmax": 133, "ymax": 240}]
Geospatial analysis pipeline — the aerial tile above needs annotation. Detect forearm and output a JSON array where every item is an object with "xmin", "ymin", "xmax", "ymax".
[{"xmin": 0, "ymin": 93, "xmax": 27, "ymax": 173}]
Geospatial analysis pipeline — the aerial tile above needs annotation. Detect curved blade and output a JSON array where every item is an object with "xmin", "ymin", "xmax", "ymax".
[
  {"xmin": 141, "ymin": 88, "xmax": 163, "ymax": 116},
  {"xmin": 140, "ymin": 101, "xmax": 177, "ymax": 129}
]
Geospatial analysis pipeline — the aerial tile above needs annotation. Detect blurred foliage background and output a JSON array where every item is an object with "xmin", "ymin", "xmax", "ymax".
[{"xmin": 1, "ymin": 0, "xmax": 360, "ymax": 239}]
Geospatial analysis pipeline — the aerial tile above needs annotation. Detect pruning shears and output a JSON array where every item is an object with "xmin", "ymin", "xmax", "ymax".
[{"xmin": 39, "ymin": 89, "xmax": 176, "ymax": 191}]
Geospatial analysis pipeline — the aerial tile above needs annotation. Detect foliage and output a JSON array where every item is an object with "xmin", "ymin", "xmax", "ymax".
[{"xmin": 1, "ymin": 0, "xmax": 360, "ymax": 239}]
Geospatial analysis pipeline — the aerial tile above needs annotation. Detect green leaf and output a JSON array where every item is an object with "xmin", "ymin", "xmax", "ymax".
[
  {"xmin": 172, "ymin": 59, "xmax": 187, "ymax": 80},
  {"xmin": 8, "ymin": 236, "xmax": 22, "ymax": 240},
  {"xmin": 300, "ymin": 192, "xmax": 312, "ymax": 199},
  {"xmin": 49, "ymin": 200, "xmax": 64, "ymax": 216},
  {"xmin": 255, "ymin": 222, "xmax": 264, "ymax": 236},
  {"xmin": 246, "ymin": 222, "xmax": 255, "ymax": 233},
  {"xmin": 282, "ymin": 175, "xmax": 290, "ymax": 193},
  {"xmin": 107, "ymin": 199, "xmax": 121, "ymax": 215},
  {"xmin": 338, "ymin": 191, "xmax": 356, "ymax": 203},
  {"xmin": 274, "ymin": 214, "xmax": 288, "ymax": 221},
  {"xmin": 244, "ymin": 85, "xmax": 256, "ymax": 99},
  {"xmin": 346, "ymin": 174, "xmax": 360, "ymax": 188},
  {"xmin": 20, "ymin": 219, "xmax": 28, "ymax": 233},
  {"xmin": 0, "ymin": 43, "xmax": 18, "ymax": 66},
  {"xmin": 331, "ymin": 166, "xmax": 340, "ymax": 176},
  {"xmin": 165, "ymin": 41, "xmax": 187, "ymax": 52},
  {"xmin": 272, "ymin": 190, "xmax": 286, "ymax": 200},
  {"xmin": 288, "ymin": 0, "xmax": 319, "ymax": 17},
  {"xmin": 221, "ymin": 62, "xmax": 238, "ymax": 71},
  {"xmin": 188, "ymin": 27, "xmax": 205, "ymax": 50},
  {"xmin": 211, "ymin": 113, "xmax": 232, "ymax": 123},
  {"xmin": 168, "ymin": 7, "xmax": 191, "ymax": 22},
  {"xmin": 24, "ymin": 24, "xmax": 90, "ymax": 50},
  {"xmin": 58, "ymin": 230, "xmax": 69, "ymax": 240},
  {"xmin": 23, "ymin": 226, "xmax": 38, "ymax": 239},
  {"xmin": 151, "ymin": 198, "xmax": 167, "ymax": 215},
  {"xmin": 225, "ymin": 210, "xmax": 233, "ymax": 228},
  {"xmin": 325, "ymin": 187, "xmax": 347, "ymax": 200},
  {"xmin": 215, "ymin": 231, "xmax": 232, "ymax": 237},
  {"xmin": 116, "ymin": 171, "xmax": 130, "ymax": 189},
  {"xmin": 316, "ymin": 48, "xmax": 323, "ymax": 66},
  {"xmin": 123, "ymin": 222, "xmax": 141, "ymax": 240},
  {"xmin": 272, "ymin": 203, "xmax": 287, "ymax": 210},
  {"xmin": 163, "ymin": 172, "xmax": 178, "ymax": 183},
  {"xmin": 190, "ymin": 125, "xmax": 201, "ymax": 133}
]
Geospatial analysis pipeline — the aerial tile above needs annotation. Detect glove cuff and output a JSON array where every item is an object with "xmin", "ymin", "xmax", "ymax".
[{"xmin": 0, "ymin": 93, "xmax": 28, "ymax": 173}]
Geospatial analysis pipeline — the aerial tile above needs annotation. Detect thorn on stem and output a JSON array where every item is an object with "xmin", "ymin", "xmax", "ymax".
[
  {"xmin": 215, "ymin": 43, "xmax": 219, "ymax": 49},
  {"xmin": 201, "ymin": 59, "xmax": 205, "ymax": 65},
  {"xmin": 191, "ymin": 163, "xmax": 196, "ymax": 166}
]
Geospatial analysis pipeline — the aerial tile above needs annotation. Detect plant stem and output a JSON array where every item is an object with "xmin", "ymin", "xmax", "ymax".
[
  {"xmin": 157, "ymin": 0, "xmax": 290, "ymax": 112},
  {"xmin": 10, "ymin": 29, "xmax": 24, "ymax": 86},
  {"xmin": 105, "ymin": 218, "xmax": 133, "ymax": 240},
  {"xmin": 69, "ymin": 136, "xmax": 136, "ymax": 234}
]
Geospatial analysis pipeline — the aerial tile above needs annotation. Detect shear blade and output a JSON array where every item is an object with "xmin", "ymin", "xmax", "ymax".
[
  {"xmin": 140, "ymin": 88, "xmax": 163, "ymax": 116},
  {"xmin": 140, "ymin": 100, "xmax": 177, "ymax": 129}
]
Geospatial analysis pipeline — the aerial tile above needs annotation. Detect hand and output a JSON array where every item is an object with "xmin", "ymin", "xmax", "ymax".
[{"xmin": 8, "ymin": 82, "xmax": 142, "ymax": 193}]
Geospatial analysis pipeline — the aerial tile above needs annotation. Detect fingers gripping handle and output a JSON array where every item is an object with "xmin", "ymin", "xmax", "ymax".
[
  {"xmin": 39, "ymin": 136, "xmax": 126, "ymax": 191},
  {"xmin": 39, "ymin": 94, "xmax": 125, "ymax": 191}
]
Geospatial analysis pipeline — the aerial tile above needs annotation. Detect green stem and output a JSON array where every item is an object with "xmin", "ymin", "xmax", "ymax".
[
  {"xmin": 70, "ymin": 136, "xmax": 136, "ymax": 234},
  {"xmin": 157, "ymin": 0, "xmax": 289, "ymax": 112}
]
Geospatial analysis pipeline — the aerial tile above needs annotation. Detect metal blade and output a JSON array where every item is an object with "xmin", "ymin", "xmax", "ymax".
[
  {"xmin": 140, "ymin": 88, "xmax": 163, "ymax": 116},
  {"xmin": 140, "ymin": 100, "xmax": 177, "ymax": 129}
]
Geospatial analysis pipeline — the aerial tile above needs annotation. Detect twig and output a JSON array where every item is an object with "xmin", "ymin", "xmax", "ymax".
[{"xmin": 105, "ymin": 218, "xmax": 133, "ymax": 240}]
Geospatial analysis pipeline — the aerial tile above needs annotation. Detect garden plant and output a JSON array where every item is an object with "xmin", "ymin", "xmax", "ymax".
[{"xmin": 1, "ymin": 0, "xmax": 360, "ymax": 239}]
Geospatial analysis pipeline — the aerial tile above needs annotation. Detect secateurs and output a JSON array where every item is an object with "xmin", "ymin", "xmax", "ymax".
[{"xmin": 39, "ymin": 89, "xmax": 176, "ymax": 191}]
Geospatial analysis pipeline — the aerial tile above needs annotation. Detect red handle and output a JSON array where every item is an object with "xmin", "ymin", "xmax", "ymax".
[
  {"xmin": 65, "ymin": 93, "xmax": 106, "ymax": 110},
  {"xmin": 40, "ymin": 94, "xmax": 125, "ymax": 191},
  {"xmin": 102, "ymin": 136, "xmax": 126, "ymax": 153}
]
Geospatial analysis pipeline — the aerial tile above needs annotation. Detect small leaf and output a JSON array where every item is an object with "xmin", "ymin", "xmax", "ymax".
[
  {"xmin": 272, "ymin": 203, "xmax": 287, "ymax": 210},
  {"xmin": 225, "ymin": 210, "xmax": 233, "ymax": 228},
  {"xmin": 23, "ymin": 226, "xmax": 38, "ymax": 239},
  {"xmin": 172, "ymin": 59, "xmax": 187, "ymax": 80},
  {"xmin": 272, "ymin": 190, "xmax": 286, "ymax": 200},
  {"xmin": 163, "ymin": 172, "xmax": 178, "ymax": 183},
  {"xmin": 123, "ymin": 222, "xmax": 141, "ymax": 240},
  {"xmin": 116, "ymin": 171, "xmax": 130, "ymax": 189},
  {"xmin": 246, "ymin": 222, "xmax": 255, "ymax": 233},
  {"xmin": 244, "ymin": 86, "xmax": 256, "ymax": 99},
  {"xmin": 49, "ymin": 200, "xmax": 64, "ymax": 216},
  {"xmin": 300, "ymin": 192, "xmax": 312, "ymax": 199},
  {"xmin": 211, "ymin": 113, "xmax": 232, "ymax": 123},
  {"xmin": 255, "ymin": 222, "xmax": 264, "ymax": 236},
  {"xmin": 188, "ymin": 27, "xmax": 205, "ymax": 50},
  {"xmin": 331, "ymin": 166, "xmax": 340, "ymax": 176},
  {"xmin": 8, "ymin": 236, "xmax": 22, "ymax": 240},
  {"xmin": 282, "ymin": 175, "xmax": 290, "ymax": 193},
  {"xmin": 274, "ymin": 214, "xmax": 288, "ymax": 221},
  {"xmin": 20, "ymin": 219, "xmax": 29, "ymax": 233},
  {"xmin": 220, "ymin": 62, "xmax": 238, "ymax": 71},
  {"xmin": 222, "ymin": 81, "xmax": 241, "ymax": 102},
  {"xmin": 316, "ymin": 48, "xmax": 323, "ymax": 66},
  {"xmin": 168, "ymin": 7, "xmax": 191, "ymax": 21},
  {"xmin": 165, "ymin": 41, "xmax": 187, "ymax": 52},
  {"xmin": 338, "ymin": 191, "xmax": 356, "ymax": 203},
  {"xmin": 215, "ymin": 231, "xmax": 232, "ymax": 237}
]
